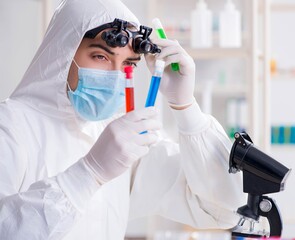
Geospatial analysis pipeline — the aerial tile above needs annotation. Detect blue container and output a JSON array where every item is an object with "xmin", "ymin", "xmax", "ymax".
[
  {"xmin": 278, "ymin": 126, "xmax": 285, "ymax": 144},
  {"xmin": 291, "ymin": 126, "xmax": 295, "ymax": 144},
  {"xmin": 271, "ymin": 126, "xmax": 280, "ymax": 144}
]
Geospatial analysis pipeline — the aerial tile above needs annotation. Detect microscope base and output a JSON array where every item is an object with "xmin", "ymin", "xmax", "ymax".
[{"xmin": 232, "ymin": 231, "xmax": 267, "ymax": 238}]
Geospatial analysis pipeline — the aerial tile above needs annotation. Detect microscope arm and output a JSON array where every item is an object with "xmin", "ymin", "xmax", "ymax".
[{"xmin": 259, "ymin": 196, "xmax": 283, "ymax": 237}]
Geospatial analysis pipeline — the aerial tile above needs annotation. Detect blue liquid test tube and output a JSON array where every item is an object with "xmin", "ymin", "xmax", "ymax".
[
  {"xmin": 140, "ymin": 60, "xmax": 165, "ymax": 134},
  {"xmin": 145, "ymin": 60, "xmax": 165, "ymax": 107}
]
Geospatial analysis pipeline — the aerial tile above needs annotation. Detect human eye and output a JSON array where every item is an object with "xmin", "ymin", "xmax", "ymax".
[
  {"xmin": 123, "ymin": 61, "xmax": 138, "ymax": 68},
  {"xmin": 92, "ymin": 54, "xmax": 108, "ymax": 61}
]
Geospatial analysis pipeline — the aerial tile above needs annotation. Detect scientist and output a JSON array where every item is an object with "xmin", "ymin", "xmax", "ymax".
[{"xmin": 0, "ymin": 0, "xmax": 244, "ymax": 239}]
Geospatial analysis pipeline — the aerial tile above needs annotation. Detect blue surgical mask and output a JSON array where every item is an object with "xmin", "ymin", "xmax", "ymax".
[{"xmin": 67, "ymin": 60, "xmax": 125, "ymax": 121}]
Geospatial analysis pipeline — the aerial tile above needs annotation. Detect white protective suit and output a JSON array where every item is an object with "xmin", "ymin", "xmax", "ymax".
[{"xmin": 0, "ymin": 0, "xmax": 244, "ymax": 239}]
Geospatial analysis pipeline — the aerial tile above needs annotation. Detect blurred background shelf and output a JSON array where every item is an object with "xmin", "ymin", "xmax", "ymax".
[
  {"xmin": 185, "ymin": 47, "xmax": 249, "ymax": 59},
  {"xmin": 194, "ymin": 84, "xmax": 247, "ymax": 97},
  {"xmin": 271, "ymin": 3, "xmax": 295, "ymax": 12}
]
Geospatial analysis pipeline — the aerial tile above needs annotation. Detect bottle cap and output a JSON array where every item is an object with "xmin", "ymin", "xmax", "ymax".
[
  {"xmin": 152, "ymin": 18, "xmax": 163, "ymax": 29},
  {"xmin": 196, "ymin": 0, "xmax": 207, "ymax": 10},
  {"xmin": 155, "ymin": 59, "xmax": 165, "ymax": 70},
  {"xmin": 124, "ymin": 66, "xmax": 133, "ymax": 79},
  {"xmin": 225, "ymin": 0, "xmax": 236, "ymax": 11}
]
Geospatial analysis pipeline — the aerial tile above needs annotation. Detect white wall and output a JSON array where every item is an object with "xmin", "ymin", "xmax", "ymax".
[
  {"xmin": 0, "ymin": 0, "xmax": 62, "ymax": 101},
  {"xmin": 0, "ymin": 0, "xmax": 42, "ymax": 100}
]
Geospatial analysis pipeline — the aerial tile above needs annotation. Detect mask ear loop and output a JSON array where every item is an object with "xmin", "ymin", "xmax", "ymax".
[
  {"xmin": 67, "ymin": 81, "xmax": 74, "ymax": 92},
  {"xmin": 67, "ymin": 59, "xmax": 80, "ymax": 92},
  {"xmin": 72, "ymin": 59, "xmax": 80, "ymax": 69}
]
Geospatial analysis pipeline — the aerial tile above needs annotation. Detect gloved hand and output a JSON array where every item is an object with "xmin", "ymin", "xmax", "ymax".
[
  {"xmin": 83, "ymin": 107, "xmax": 161, "ymax": 183},
  {"xmin": 145, "ymin": 38, "xmax": 196, "ymax": 107}
]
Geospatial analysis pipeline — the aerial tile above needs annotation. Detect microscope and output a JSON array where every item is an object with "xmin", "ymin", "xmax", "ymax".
[{"xmin": 229, "ymin": 132, "xmax": 291, "ymax": 237}]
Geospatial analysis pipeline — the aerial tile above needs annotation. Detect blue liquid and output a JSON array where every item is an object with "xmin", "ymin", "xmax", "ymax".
[
  {"xmin": 145, "ymin": 76, "xmax": 161, "ymax": 107},
  {"xmin": 141, "ymin": 76, "xmax": 162, "ymax": 134}
]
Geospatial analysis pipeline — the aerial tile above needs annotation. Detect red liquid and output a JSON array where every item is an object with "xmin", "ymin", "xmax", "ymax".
[{"xmin": 125, "ymin": 87, "xmax": 134, "ymax": 112}]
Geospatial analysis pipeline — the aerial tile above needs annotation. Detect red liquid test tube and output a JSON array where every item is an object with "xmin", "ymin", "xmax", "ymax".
[{"xmin": 124, "ymin": 66, "xmax": 134, "ymax": 112}]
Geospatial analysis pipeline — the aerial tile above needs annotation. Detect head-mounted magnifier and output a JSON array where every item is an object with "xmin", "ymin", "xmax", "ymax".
[{"xmin": 84, "ymin": 18, "xmax": 161, "ymax": 54}]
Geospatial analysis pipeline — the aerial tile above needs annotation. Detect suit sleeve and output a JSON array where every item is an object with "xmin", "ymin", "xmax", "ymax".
[
  {"xmin": 0, "ymin": 126, "xmax": 100, "ymax": 240},
  {"xmin": 129, "ymin": 100, "xmax": 246, "ymax": 229}
]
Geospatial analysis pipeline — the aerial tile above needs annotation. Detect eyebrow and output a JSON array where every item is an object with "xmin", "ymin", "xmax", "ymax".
[
  {"xmin": 88, "ymin": 43, "xmax": 115, "ymax": 55},
  {"xmin": 88, "ymin": 43, "xmax": 141, "ymax": 61},
  {"xmin": 126, "ymin": 56, "xmax": 141, "ymax": 61}
]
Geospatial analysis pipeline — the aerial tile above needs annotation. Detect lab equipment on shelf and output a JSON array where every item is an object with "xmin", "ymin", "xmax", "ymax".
[
  {"xmin": 219, "ymin": 0, "xmax": 242, "ymax": 48},
  {"xmin": 190, "ymin": 0, "xmax": 213, "ymax": 48}
]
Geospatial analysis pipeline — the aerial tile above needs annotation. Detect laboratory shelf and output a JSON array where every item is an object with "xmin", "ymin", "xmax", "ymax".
[
  {"xmin": 271, "ymin": 74, "xmax": 295, "ymax": 81},
  {"xmin": 271, "ymin": 3, "xmax": 295, "ymax": 12},
  {"xmin": 186, "ymin": 48, "xmax": 249, "ymax": 59},
  {"xmin": 270, "ymin": 145, "xmax": 295, "ymax": 152},
  {"xmin": 194, "ymin": 84, "xmax": 247, "ymax": 97}
]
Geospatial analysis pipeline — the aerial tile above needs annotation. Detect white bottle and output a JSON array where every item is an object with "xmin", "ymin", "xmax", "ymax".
[
  {"xmin": 190, "ymin": 0, "xmax": 212, "ymax": 48},
  {"xmin": 201, "ymin": 80, "xmax": 213, "ymax": 114},
  {"xmin": 219, "ymin": 0, "xmax": 242, "ymax": 48}
]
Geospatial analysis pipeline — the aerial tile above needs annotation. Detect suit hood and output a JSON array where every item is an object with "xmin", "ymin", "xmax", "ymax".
[{"xmin": 10, "ymin": 0, "xmax": 139, "ymax": 120}]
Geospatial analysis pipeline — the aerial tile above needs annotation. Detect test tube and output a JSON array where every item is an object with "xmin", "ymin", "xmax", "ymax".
[
  {"xmin": 152, "ymin": 18, "xmax": 180, "ymax": 72},
  {"xmin": 145, "ymin": 60, "xmax": 165, "ymax": 107},
  {"xmin": 124, "ymin": 66, "xmax": 134, "ymax": 112}
]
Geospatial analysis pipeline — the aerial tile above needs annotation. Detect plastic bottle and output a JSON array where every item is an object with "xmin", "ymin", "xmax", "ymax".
[
  {"xmin": 201, "ymin": 80, "xmax": 213, "ymax": 114},
  {"xmin": 190, "ymin": 0, "xmax": 213, "ymax": 48},
  {"xmin": 219, "ymin": 0, "xmax": 242, "ymax": 48}
]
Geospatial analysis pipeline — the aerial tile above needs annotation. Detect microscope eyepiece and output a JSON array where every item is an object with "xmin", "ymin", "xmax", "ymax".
[{"xmin": 229, "ymin": 132, "xmax": 291, "ymax": 195}]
